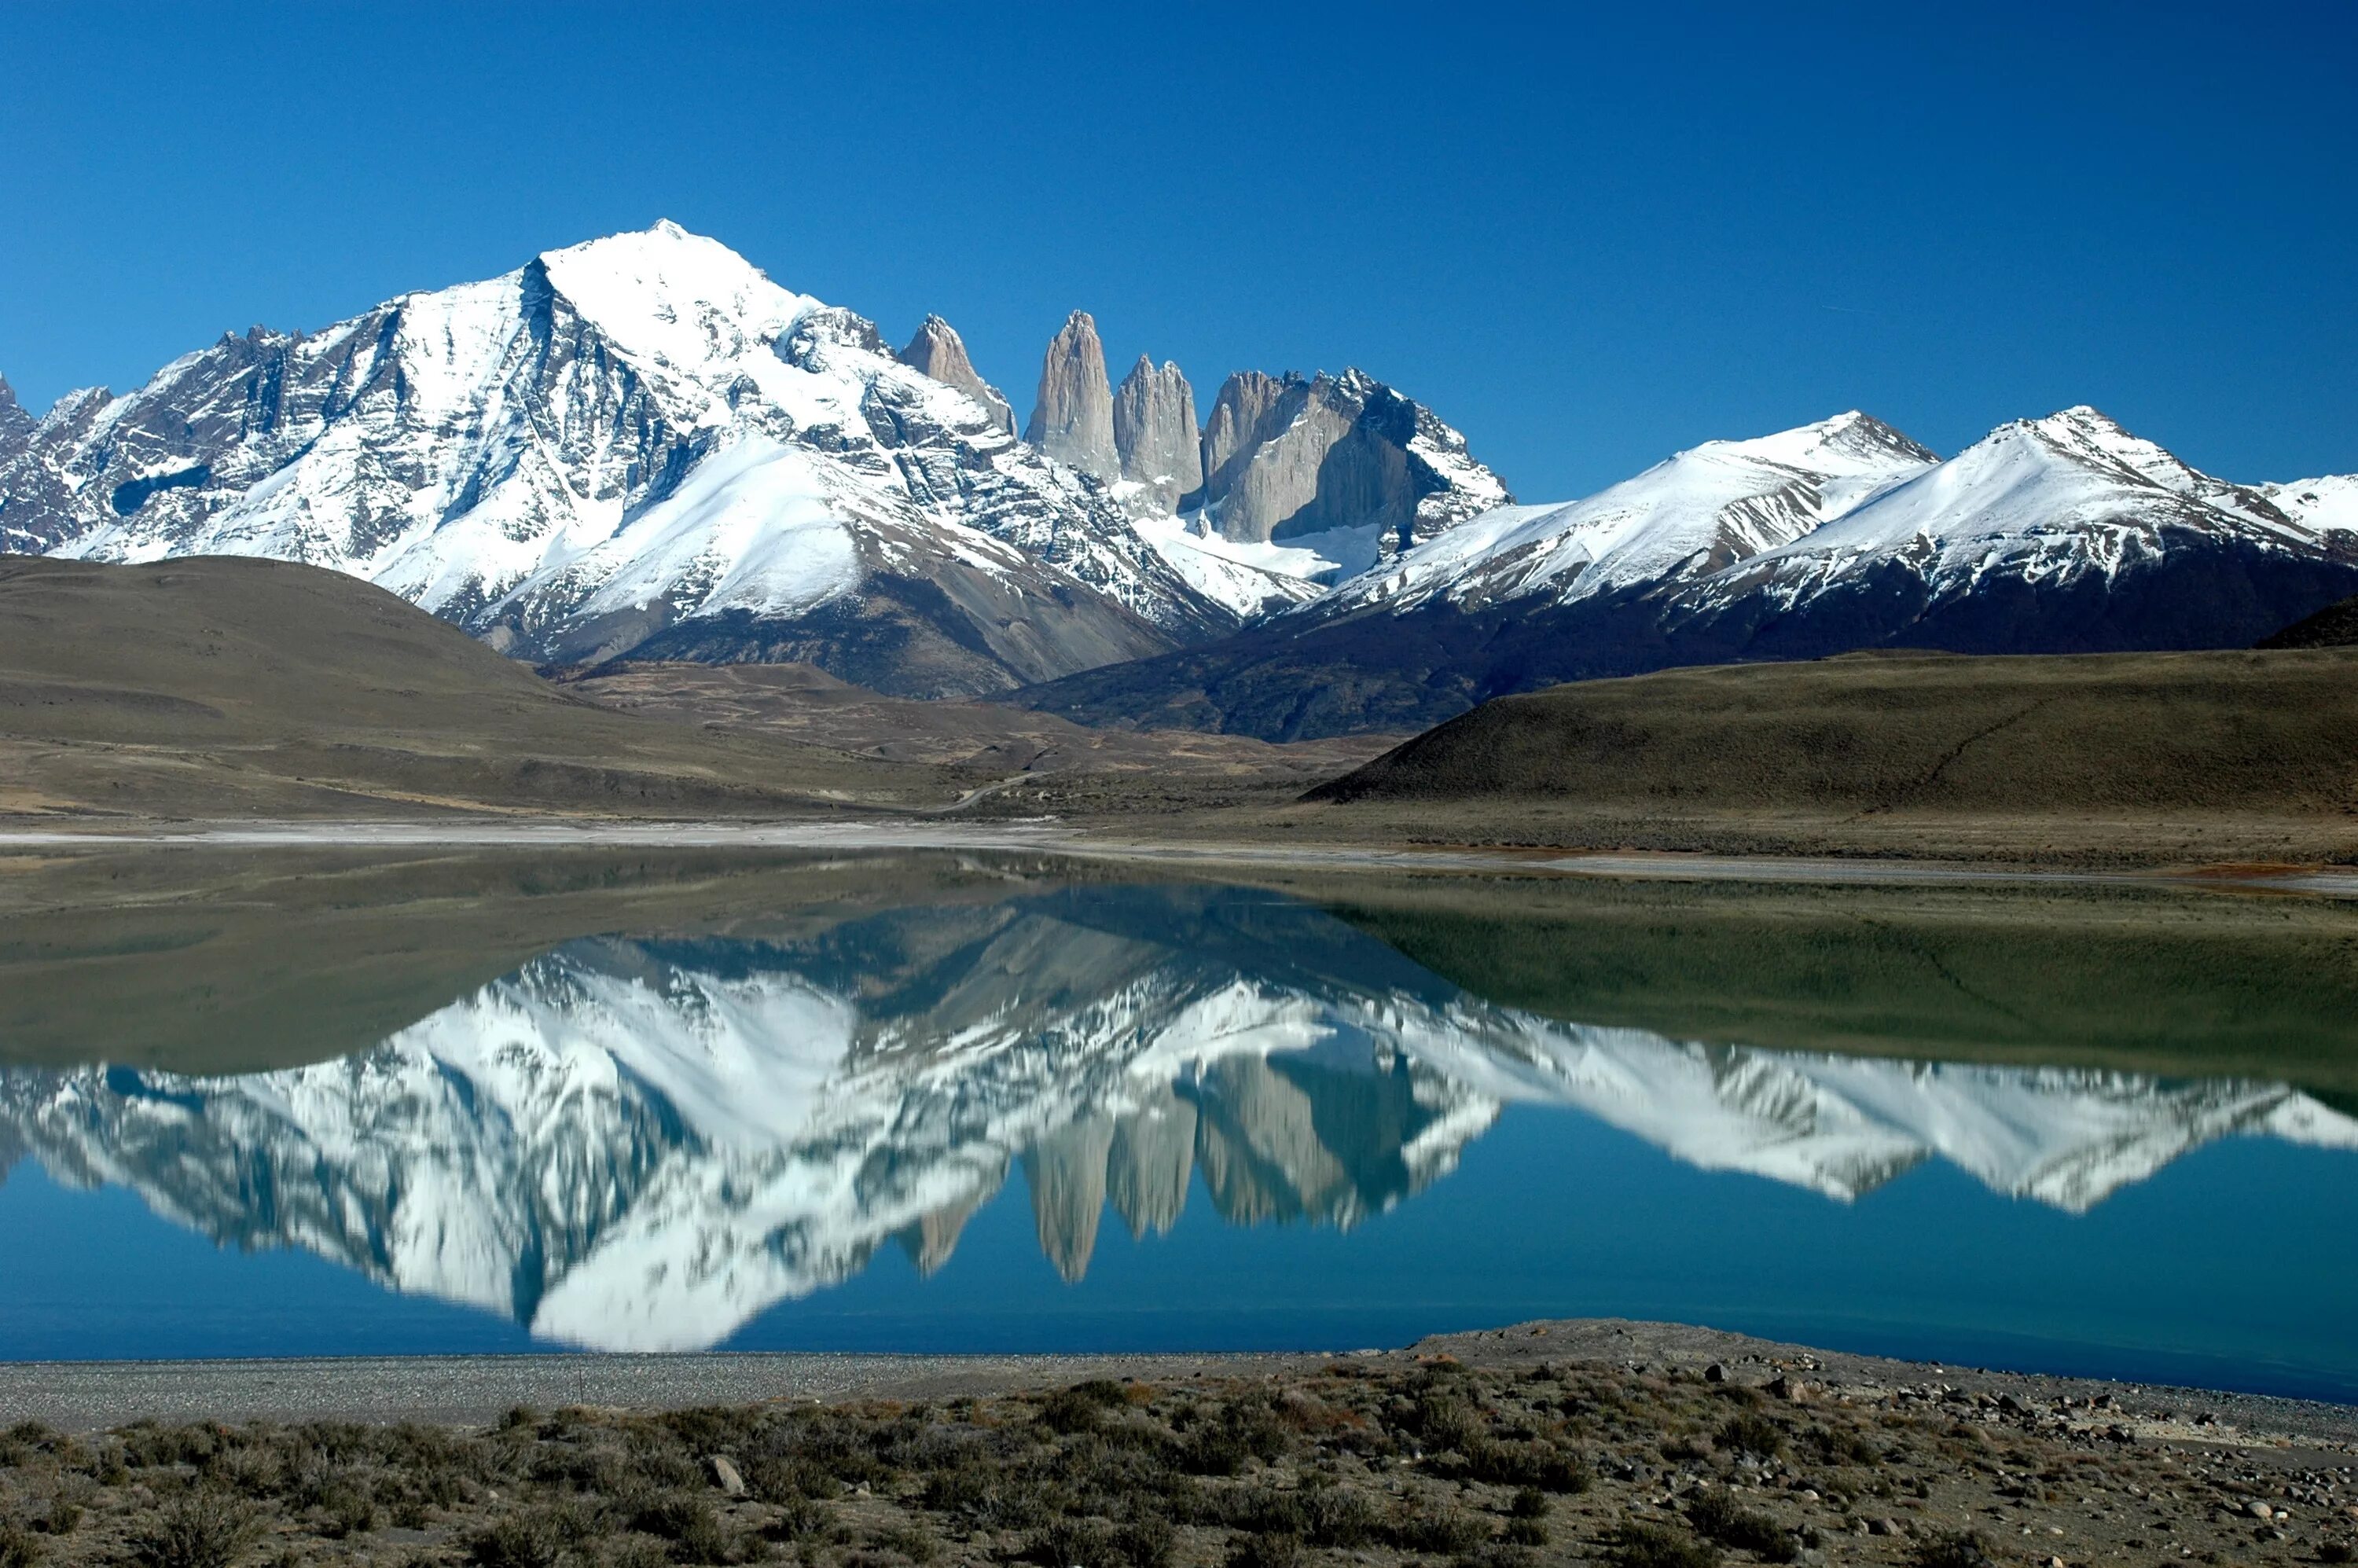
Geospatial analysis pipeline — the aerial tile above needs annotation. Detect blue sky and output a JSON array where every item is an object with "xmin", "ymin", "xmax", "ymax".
[{"xmin": 1, "ymin": 1, "xmax": 2351, "ymax": 499}]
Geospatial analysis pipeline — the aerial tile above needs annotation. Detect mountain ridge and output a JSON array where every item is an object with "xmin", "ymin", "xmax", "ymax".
[{"xmin": 1009, "ymin": 406, "xmax": 2358, "ymax": 739}]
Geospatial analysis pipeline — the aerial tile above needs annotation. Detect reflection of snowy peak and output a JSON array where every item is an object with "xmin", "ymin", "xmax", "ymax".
[
  {"xmin": 2, "ymin": 224, "xmax": 1226, "ymax": 697},
  {"xmin": 2, "ymin": 888, "xmax": 2351, "ymax": 1350}
]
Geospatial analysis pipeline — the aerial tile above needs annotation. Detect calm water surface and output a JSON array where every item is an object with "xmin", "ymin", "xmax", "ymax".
[{"xmin": 2, "ymin": 856, "xmax": 2352, "ymax": 1398}]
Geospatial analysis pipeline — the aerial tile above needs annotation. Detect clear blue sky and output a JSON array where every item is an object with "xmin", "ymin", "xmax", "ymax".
[{"xmin": 2, "ymin": 2, "xmax": 2351, "ymax": 499}]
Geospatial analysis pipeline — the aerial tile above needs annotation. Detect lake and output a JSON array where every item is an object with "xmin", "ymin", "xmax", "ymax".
[{"xmin": 2, "ymin": 847, "xmax": 2352, "ymax": 1399}]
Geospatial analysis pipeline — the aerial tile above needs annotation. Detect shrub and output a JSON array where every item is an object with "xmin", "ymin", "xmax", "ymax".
[
  {"xmin": 472, "ymin": 1510, "xmax": 590, "ymax": 1568},
  {"xmin": 1510, "ymin": 1489, "xmax": 1551, "ymax": 1520},
  {"xmin": 747, "ymin": 1457, "xmax": 839, "ymax": 1505},
  {"xmin": 1713, "ymin": 1415, "xmax": 1785, "ymax": 1460},
  {"xmin": 1414, "ymin": 1392, "xmax": 1481, "ymax": 1451},
  {"xmin": 129, "ymin": 1489, "xmax": 263, "ymax": 1568},
  {"xmin": 1383, "ymin": 1498, "xmax": 1490, "ymax": 1555},
  {"xmin": 1464, "ymin": 1438, "xmax": 1589, "ymax": 1493},
  {"xmin": 1112, "ymin": 1518, "xmax": 1176, "ymax": 1568},
  {"xmin": 605, "ymin": 1540, "xmax": 672, "ymax": 1568},
  {"xmin": 1037, "ymin": 1390, "xmax": 1107, "ymax": 1437},
  {"xmin": 1502, "ymin": 1517, "xmax": 1550, "ymax": 1546},
  {"xmin": 1614, "ymin": 1522, "xmax": 1719, "ymax": 1568},
  {"xmin": 1301, "ymin": 1487, "xmax": 1379, "ymax": 1548},
  {"xmin": 1019, "ymin": 1518, "xmax": 1116, "ymax": 1568},
  {"xmin": 1909, "ymin": 1530, "xmax": 1995, "ymax": 1568},
  {"xmin": 869, "ymin": 1524, "xmax": 938, "ymax": 1565},
  {"xmin": 917, "ymin": 1464, "xmax": 1049, "ymax": 1530},
  {"xmin": 1179, "ymin": 1403, "xmax": 1291, "ymax": 1475},
  {"xmin": 1225, "ymin": 1533, "xmax": 1300, "ymax": 1568},
  {"xmin": 1462, "ymin": 1546, "xmax": 1540, "ymax": 1568},
  {"xmin": 0, "ymin": 1518, "xmax": 44, "ymax": 1568},
  {"xmin": 1686, "ymin": 1491, "xmax": 1797, "ymax": 1562},
  {"xmin": 1801, "ymin": 1426, "xmax": 1883, "ymax": 1467},
  {"xmin": 622, "ymin": 1493, "xmax": 733, "ymax": 1566}
]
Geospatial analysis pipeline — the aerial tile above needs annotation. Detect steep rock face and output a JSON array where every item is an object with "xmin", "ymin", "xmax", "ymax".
[
  {"xmin": 0, "ymin": 374, "xmax": 31, "ymax": 465},
  {"xmin": 1011, "ymin": 408, "xmax": 2358, "ymax": 739},
  {"xmin": 1199, "ymin": 372, "xmax": 1291, "ymax": 505},
  {"xmin": 1111, "ymin": 356, "xmax": 1202, "ymax": 514},
  {"xmin": 1188, "ymin": 369, "xmax": 1510, "ymax": 575},
  {"xmin": 895, "ymin": 314, "xmax": 1015, "ymax": 434},
  {"xmin": 1025, "ymin": 310, "xmax": 1118, "ymax": 479},
  {"xmin": 2, "ymin": 226, "xmax": 1233, "ymax": 695}
]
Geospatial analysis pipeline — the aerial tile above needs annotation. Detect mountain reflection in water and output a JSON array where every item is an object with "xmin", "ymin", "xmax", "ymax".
[{"xmin": 2, "ymin": 885, "xmax": 2352, "ymax": 1352}]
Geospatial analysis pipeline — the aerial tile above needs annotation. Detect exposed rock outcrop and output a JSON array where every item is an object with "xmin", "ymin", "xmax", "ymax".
[
  {"xmin": 0, "ymin": 375, "xmax": 32, "ymax": 465},
  {"xmin": 1190, "ymin": 369, "xmax": 1508, "ymax": 566},
  {"xmin": 1111, "ymin": 356, "xmax": 1203, "ymax": 514},
  {"xmin": 1025, "ymin": 310, "xmax": 1118, "ymax": 479},
  {"xmin": 1197, "ymin": 371, "xmax": 1291, "ymax": 506},
  {"xmin": 895, "ymin": 314, "xmax": 1014, "ymax": 434}
]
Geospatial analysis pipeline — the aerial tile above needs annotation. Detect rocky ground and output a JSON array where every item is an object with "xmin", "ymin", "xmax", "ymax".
[{"xmin": 2, "ymin": 1322, "xmax": 2352, "ymax": 1568}]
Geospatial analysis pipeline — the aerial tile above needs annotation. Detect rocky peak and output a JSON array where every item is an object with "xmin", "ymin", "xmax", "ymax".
[
  {"xmin": 1197, "ymin": 370, "xmax": 1298, "ymax": 506},
  {"xmin": 0, "ymin": 375, "xmax": 33, "ymax": 462},
  {"xmin": 1191, "ymin": 366, "xmax": 1509, "ymax": 560},
  {"xmin": 896, "ymin": 314, "xmax": 1015, "ymax": 434},
  {"xmin": 780, "ymin": 305, "xmax": 887, "ymax": 362},
  {"xmin": 1026, "ymin": 310, "xmax": 1118, "ymax": 479},
  {"xmin": 1111, "ymin": 355, "xmax": 1202, "ymax": 514}
]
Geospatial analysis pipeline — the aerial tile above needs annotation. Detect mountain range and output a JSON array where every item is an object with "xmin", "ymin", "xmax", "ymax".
[
  {"xmin": 3, "ymin": 222, "xmax": 2353, "ymax": 729},
  {"xmin": 4, "ymin": 884, "xmax": 2351, "ymax": 1351}
]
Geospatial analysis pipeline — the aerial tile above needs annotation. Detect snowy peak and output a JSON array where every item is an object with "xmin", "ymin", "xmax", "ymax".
[
  {"xmin": 533, "ymin": 221, "xmax": 817, "ymax": 389},
  {"xmin": 2261, "ymin": 473, "xmax": 2358, "ymax": 536},
  {"xmin": 2, "ymin": 225, "xmax": 1234, "ymax": 692},
  {"xmin": 1306, "ymin": 410, "xmax": 1937, "ymax": 620},
  {"xmin": 1702, "ymin": 409, "xmax": 1936, "ymax": 474}
]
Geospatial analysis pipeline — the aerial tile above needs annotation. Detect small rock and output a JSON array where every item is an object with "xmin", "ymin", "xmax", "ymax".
[
  {"xmin": 1871, "ymin": 1518, "xmax": 1906, "ymax": 1537},
  {"xmin": 706, "ymin": 1456, "xmax": 745, "ymax": 1497},
  {"xmin": 2250, "ymin": 1500, "xmax": 2279, "ymax": 1521},
  {"xmin": 1768, "ymin": 1375, "xmax": 1813, "ymax": 1403},
  {"xmin": 1705, "ymin": 1363, "xmax": 1728, "ymax": 1383}
]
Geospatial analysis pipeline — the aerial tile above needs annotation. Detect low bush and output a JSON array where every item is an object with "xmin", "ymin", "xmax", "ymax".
[
  {"xmin": 0, "ymin": 1518, "xmax": 44, "ymax": 1568},
  {"xmin": 1686, "ymin": 1490, "xmax": 1797, "ymax": 1562},
  {"xmin": 1909, "ymin": 1530, "xmax": 1996, "ymax": 1568},
  {"xmin": 1614, "ymin": 1522, "xmax": 1720, "ymax": 1568},
  {"xmin": 1224, "ymin": 1533, "xmax": 1299, "ymax": 1568},
  {"xmin": 1713, "ymin": 1415, "xmax": 1786, "ymax": 1460},
  {"xmin": 1383, "ymin": 1497, "xmax": 1490, "ymax": 1555},
  {"xmin": 129, "ymin": 1489, "xmax": 263, "ymax": 1568}
]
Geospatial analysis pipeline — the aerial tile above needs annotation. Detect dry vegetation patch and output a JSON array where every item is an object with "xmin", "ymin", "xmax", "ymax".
[{"xmin": 2, "ymin": 1362, "xmax": 2351, "ymax": 1568}]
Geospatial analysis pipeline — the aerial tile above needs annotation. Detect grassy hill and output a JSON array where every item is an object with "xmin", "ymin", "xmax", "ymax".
[
  {"xmin": 0, "ymin": 555, "xmax": 942, "ymax": 818},
  {"xmin": 1308, "ymin": 647, "xmax": 2358, "ymax": 814},
  {"xmin": 2259, "ymin": 593, "xmax": 2358, "ymax": 648},
  {"xmin": 1271, "ymin": 647, "xmax": 2358, "ymax": 865}
]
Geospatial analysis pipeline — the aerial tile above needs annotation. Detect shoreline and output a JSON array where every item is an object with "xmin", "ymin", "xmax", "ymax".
[
  {"xmin": 4, "ymin": 818, "xmax": 2355, "ymax": 897},
  {"xmin": 6, "ymin": 1320, "xmax": 2354, "ymax": 1449}
]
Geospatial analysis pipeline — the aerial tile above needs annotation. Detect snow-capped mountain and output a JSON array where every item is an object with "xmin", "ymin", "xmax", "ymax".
[
  {"xmin": 2, "ymin": 886, "xmax": 2348, "ymax": 1350},
  {"xmin": 0, "ymin": 224, "xmax": 1233, "ymax": 696},
  {"xmin": 2263, "ymin": 472, "xmax": 2358, "ymax": 536},
  {"xmin": 1674, "ymin": 407, "xmax": 2358, "ymax": 651},
  {"xmin": 1303, "ymin": 410, "xmax": 1934, "ymax": 619},
  {"xmin": 1012, "ymin": 406, "xmax": 2358, "ymax": 739}
]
